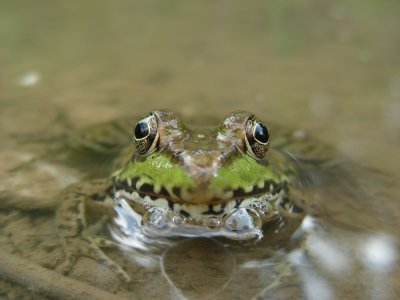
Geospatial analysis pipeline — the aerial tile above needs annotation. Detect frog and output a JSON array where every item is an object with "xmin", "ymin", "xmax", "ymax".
[{"xmin": 55, "ymin": 111, "xmax": 312, "ymax": 283}]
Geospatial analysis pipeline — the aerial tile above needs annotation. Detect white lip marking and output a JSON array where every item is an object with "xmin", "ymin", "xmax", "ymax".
[
  {"xmin": 117, "ymin": 184, "xmax": 281, "ymax": 221},
  {"xmin": 244, "ymin": 185, "xmax": 254, "ymax": 193},
  {"xmin": 213, "ymin": 204, "xmax": 222, "ymax": 212},
  {"xmin": 225, "ymin": 201, "xmax": 236, "ymax": 212},
  {"xmin": 136, "ymin": 179, "xmax": 144, "ymax": 190},
  {"xmin": 153, "ymin": 198, "xmax": 169, "ymax": 210},
  {"xmin": 222, "ymin": 190, "xmax": 233, "ymax": 200},
  {"xmin": 153, "ymin": 184, "xmax": 161, "ymax": 194}
]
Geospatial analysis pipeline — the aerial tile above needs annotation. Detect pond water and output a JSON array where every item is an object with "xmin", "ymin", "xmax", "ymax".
[{"xmin": 1, "ymin": 1, "xmax": 399, "ymax": 299}]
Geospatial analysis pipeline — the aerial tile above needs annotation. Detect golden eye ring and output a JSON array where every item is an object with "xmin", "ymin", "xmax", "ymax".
[
  {"xmin": 133, "ymin": 113, "xmax": 159, "ymax": 156},
  {"xmin": 245, "ymin": 116, "xmax": 270, "ymax": 160}
]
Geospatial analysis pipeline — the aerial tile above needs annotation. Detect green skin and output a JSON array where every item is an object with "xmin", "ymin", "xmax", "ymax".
[
  {"xmin": 115, "ymin": 154, "xmax": 282, "ymax": 202},
  {"xmin": 111, "ymin": 111, "xmax": 289, "ymax": 220},
  {"xmin": 56, "ymin": 111, "xmax": 298, "ymax": 282}
]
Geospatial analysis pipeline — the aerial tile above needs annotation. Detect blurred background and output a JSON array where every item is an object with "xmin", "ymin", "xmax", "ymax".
[
  {"xmin": 1, "ymin": 0, "xmax": 399, "ymax": 174},
  {"xmin": 0, "ymin": 1, "xmax": 399, "ymax": 299}
]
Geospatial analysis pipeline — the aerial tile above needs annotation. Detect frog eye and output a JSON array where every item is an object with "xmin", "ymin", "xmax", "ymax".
[
  {"xmin": 134, "ymin": 113, "xmax": 159, "ymax": 156},
  {"xmin": 245, "ymin": 116, "xmax": 270, "ymax": 160}
]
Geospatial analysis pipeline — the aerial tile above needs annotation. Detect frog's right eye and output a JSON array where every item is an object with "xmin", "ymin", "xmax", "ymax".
[{"xmin": 134, "ymin": 113, "xmax": 159, "ymax": 156}]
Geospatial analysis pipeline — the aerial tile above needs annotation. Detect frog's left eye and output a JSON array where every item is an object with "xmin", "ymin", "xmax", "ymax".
[
  {"xmin": 134, "ymin": 113, "xmax": 159, "ymax": 156},
  {"xmin": 245, "ymin": 116, "xmax": 270, "ymax": 160}
]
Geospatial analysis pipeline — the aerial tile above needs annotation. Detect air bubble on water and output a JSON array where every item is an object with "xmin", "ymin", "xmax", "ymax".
[
  {"xmin": 171, "ymin": 214, "xmax": 185, "ymax": 225},
  {"xmin": 196, "ymin": 217, "xmax": 208, "ymax": 227},
  {"xmin": 223, "ymin": 207, "xmax": 261, "ymax": 232},
  {"xmin": 206, "ymin": 216, "xmax": 221, "ymax": 228},
  {"xmin": 143, "ymin": 208, "xmax": 170, "ymax": 228}
]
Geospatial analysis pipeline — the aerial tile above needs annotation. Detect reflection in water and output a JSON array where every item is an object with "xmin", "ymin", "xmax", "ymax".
[
  {"xmin": 111, "ymin": 197, "xmax": 240, "ymax": 299},
  {"xmin": 161, "ymin": 238, "xmax": 235, "ymax": 300},
  {"xmin": 307, "ymin": 233, "xmax": 352, "ymax": 275},
  {"xmin": 110, "ymin": 198, "xmax": 264, "ymax": 247},
  {"xmin": 362, "ymin": 235, "xmax": 397, "ymax": 272},
  {"xmin": 109, "ymin": 199, "xmax": 162, "ymax": 268},
  {"xmin": 289, "ymin": 249, "xmax": 335, "ymax": 300},
  {"xmin": 362, "ymin": 235, "xmax": 398, "ymax": 300},
  {"xmin": 109, "ymin": 187, "xmax": 399, "ymax": 299}
]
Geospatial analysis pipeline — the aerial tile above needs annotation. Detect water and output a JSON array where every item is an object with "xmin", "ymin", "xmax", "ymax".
[{"xmin": 1, "ymin": 1, "xmax": 399, "ymax": 299}]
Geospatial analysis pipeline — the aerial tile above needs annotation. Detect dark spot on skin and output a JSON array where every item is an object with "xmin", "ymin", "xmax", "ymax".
[
  {"xmin": 168, "ymin": 201, "xmax": 175, "ymax": 210},
  {"xmin": 291, "ymin": 204, "xmax": 304, "ymax": 213},
  {"xmin": 138, "ymin": 192, "xmax": 147, "ymax": 199},
  {"xmin": 232, "ymin": 181, "xmax": 275, "ymax": 199},
  {"xmin": 131, "ymin": 177, "xmax": 139, "ymax": 188},
  {"xmin": 140, "ymin": 183, "xmax": 154, "ymax": 194},
  {"xmin": 279, "ymin": 195, "xmax": 301, "ymax": 214},
  {"xmin": 234, "ymin": 199, "xmax": 243, "ymax": 208},
  {"xmin": 279, "ymin": 196, "xmax": 290, "ymax": 208},
  {"xmin": 179, "ymin": 210, "xmax": 191, "ymax": 218},
  {"xmin": 272, "ymin": 182, "xmax": 287, "ymax": 195},
  {"xmin": 202, "ymin": 204, "xmax": 226, "ymax": 215},
  {"xmin": 172, "ymin": 186, "xmax": 181, "ymax": 198},
  {"xmin": 160, "ymin": 186, "xmax": 172, "ymax": 199},
  {"xmin": 148, "ymin": 194, "xmax": 158, "ymax": 201},
  {"xmin": 113, "ymin": 177, "xmax": 138, "ymax": 193}
]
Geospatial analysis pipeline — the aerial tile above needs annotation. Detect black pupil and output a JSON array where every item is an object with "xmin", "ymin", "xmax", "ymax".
[
  {"xmin": 254, "ymin": 123, "xmax": 269, "ymax": 144},
  {"xmin": 134, "ymin": 121, "xmax": 149, "ymax": 139}
]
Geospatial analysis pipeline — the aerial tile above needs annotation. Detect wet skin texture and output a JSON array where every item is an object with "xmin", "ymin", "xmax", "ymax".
[{"xmin": 56, "ymin": 111, "xmax": 303, "ymax": 282}]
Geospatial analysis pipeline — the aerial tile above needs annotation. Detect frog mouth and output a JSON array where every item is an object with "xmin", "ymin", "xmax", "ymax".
[
  {"xmin": 114, "ymin": 177, "xmax": 287, "ymax": 205},
  {"xmin": 114, "ymin": 177, "xmax": 286, "ymax": 219}
]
